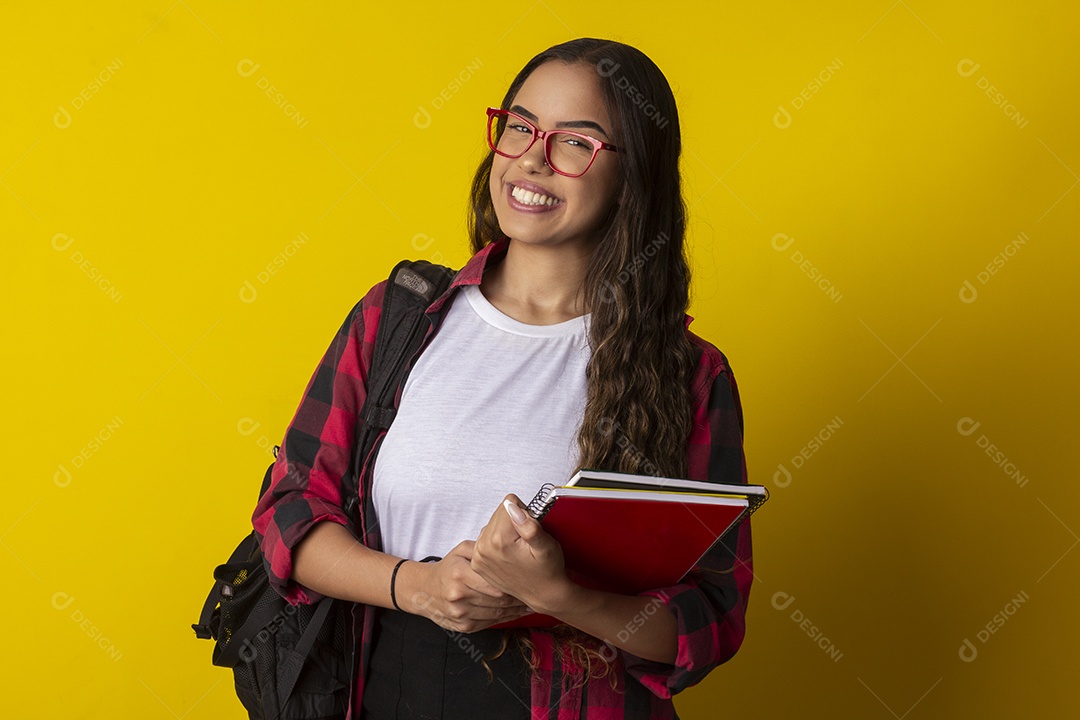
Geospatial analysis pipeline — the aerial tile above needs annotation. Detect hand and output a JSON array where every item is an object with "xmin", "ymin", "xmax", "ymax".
[
  {"xmin": 403, "ymin": 539, "xmax": 533, "ymax": 633},
  {"xmin": 471, "ymin": 494, "xmax": 573, "ymax": 615}
]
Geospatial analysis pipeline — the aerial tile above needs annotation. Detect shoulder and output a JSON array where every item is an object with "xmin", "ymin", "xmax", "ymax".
[
  {"xmin": 684, "ymin": 324, "xmax": 737, "ymax": 408},
  {"xmin": 344, "ymin": 280, "xmax": 396, "ymax": 369},
  {"xmin": 353, "ymin": 259, "xmax": 460, "ymax": 325},
  {"xmin": 685, "ymin": 326, "xmax": 747, "ymax": 448},
  {"xmin": 682, "ymin": 321, "xmax": 743, "ymax": 423},
  {"xmin": 358, "ymin": 278, "xmax": 390, "ymax": 317},
  {"xmin": 319, "ymin": 280, "xmax": 392, "ymax": 380},
  {"xmin": 686, "ymin": 328, "xmax": 732, "ymax": 375},
  {"xmin": 336, "ymin": 277, "xmax": 392, "ymax": 336},
  {"xmin": 345, "ymin": 260, "xmax": 458, "ymax": 352}
]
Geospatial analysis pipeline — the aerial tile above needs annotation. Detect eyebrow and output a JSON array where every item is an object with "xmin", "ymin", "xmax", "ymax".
[{"xmin": 509, "ymin": 105, "xmax": 611, "ymax": 139}]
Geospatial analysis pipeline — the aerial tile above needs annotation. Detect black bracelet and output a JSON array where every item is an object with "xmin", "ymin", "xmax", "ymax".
[{"xmin": 390, "ymin": 558, "xmax": 409, "ymax": 611}]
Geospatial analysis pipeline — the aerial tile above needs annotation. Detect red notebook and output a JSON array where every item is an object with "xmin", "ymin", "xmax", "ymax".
[{"xmin": 490, "ymin": 469, "xmax": 768, "ymax": 629}]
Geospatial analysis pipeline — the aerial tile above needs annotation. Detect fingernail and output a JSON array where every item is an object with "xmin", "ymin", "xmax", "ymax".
[{"xmin": 504, "ymin": 499, "xmax": 526, "ymax": 524}]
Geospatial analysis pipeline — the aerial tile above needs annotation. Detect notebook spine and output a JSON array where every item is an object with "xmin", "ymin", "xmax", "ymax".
[{"xmin": 526, "ymin": 483, "xmax": 556, "ymax": 520}]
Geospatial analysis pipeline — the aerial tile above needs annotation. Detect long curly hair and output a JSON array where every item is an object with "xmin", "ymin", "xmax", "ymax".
[{"xmin": 468, "ymin": 37, "xmax": 698, "ymax": 690}]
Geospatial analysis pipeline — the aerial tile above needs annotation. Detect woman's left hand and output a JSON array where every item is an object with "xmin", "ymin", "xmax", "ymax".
[{"xmin": 471, "ymin": 494, "xmax": 572, "ymax": 615}]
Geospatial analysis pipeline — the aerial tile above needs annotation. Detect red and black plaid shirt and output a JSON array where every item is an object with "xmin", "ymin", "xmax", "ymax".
[{"xmin": 252, "ymin": 237, "xmax": 754, "ymax": 719}]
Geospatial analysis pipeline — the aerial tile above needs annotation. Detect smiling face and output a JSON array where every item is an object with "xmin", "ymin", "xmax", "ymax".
[{"xmin": 489, "ymin": 60, "xmax": 622, "ymax": 252}]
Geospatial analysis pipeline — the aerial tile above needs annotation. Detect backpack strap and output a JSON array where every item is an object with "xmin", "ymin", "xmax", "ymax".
[
  {"xmin": 274, "ymin": 260, "xmax": 454, "ymax": 706},
  {"xmin": 343, "ymin": 259, "xmax": 457, "ymax": 526},
  {"xmin": 275, "ymin": 595, "xmax": 335, "ymax": 703}
]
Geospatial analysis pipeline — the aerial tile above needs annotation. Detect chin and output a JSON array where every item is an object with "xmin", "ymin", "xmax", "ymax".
[
  {"xmin": 491, "ymin": 208, "xmax": 544, "ymax": 245},
  {"xmin": 497, "ymin": 222, "xmax": 549, "ymax": 244}
]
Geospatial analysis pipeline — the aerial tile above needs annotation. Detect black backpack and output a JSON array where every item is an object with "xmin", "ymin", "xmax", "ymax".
[{"xmin": 193, "ymin": 259, "xmax": 457, "ymax": 720}]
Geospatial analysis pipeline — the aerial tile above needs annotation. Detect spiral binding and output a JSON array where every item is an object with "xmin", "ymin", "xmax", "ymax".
[
  {"xmin": 526, "ymin": 483, "xmax": 557, "ymax": 520},
  {"xmin": 746, "ymin": 486, "xmax": 770, "ymax": 517}
]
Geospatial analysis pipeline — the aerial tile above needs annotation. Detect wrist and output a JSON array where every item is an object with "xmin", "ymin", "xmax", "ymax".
[
  {"xmin": 534, "ymin": 575, "xmax": 588, "ymax": 617},
  {"xmin": 395, "ymin": 558, "xmax": 432, "ymax": 616},
  {"xmin": 389, "ymin": 558, "xmax": 409, "ymax": 611}
]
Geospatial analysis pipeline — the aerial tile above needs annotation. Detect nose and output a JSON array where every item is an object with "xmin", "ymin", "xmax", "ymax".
[{"xmin": 518, "ymin": 135, "xmax": 552, "ymax": 174}]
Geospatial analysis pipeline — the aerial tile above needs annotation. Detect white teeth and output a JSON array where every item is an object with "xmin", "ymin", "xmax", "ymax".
[{"xmin": 512, "ymin": 185, "xmax": 559, "ymax": 206}]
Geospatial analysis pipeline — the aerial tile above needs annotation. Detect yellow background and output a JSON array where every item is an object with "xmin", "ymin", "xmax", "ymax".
[{"xmin": 2, "ymin": 1, "xmax": 1077, "ymax": 717}]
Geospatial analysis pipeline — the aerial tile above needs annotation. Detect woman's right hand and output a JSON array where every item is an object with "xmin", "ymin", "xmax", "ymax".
[{"xmin": 402, "ymin": 539, "xmax": 534, "ymax": 632}]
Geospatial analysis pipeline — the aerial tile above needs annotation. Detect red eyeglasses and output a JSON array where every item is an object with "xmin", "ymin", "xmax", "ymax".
[{"xmin": 485, "ymin": 107, "xmax": 620, "ymax": 178}]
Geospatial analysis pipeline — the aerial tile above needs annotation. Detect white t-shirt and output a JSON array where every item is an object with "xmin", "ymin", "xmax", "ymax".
[{"xmin": 371, "ymin": 283, "xmax": 592, "ymax": 560}]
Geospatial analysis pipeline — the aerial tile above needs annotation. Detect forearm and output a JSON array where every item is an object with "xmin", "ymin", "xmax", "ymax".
[
  {"xmin": 543, "ymin": 581, "xmax": 678, "ymax": 665},
  {"xmin": 292, "ymin": 521, "xmax": 419, "ymax": 611}
]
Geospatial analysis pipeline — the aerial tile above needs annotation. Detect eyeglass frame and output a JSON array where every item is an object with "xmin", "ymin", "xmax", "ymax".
[{"xmin": 485, "ymin": 106, "xmax": 621, "ymax": 178}]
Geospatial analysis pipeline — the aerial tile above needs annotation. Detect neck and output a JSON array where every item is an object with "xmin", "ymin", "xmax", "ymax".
[{"xmin": 480, "ymin": 239, "xmax": 594, "ymax": 325}]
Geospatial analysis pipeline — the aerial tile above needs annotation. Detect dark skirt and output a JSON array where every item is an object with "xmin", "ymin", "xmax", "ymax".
[{"xmin": 360, "ymin": 607, "xmax": 533, "ymax": 720}]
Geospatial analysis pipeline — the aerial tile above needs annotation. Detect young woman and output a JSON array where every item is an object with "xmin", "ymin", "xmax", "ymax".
[{"xmin": 252, "ymin": 37, "xmax": 754, "ymax": 720}]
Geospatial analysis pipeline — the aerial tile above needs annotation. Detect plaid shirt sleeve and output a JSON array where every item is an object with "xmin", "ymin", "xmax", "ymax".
[
  {"xmin": 250, "ymin": 284, "xmax": 384, "ymax": 606},
  {"xmin": 619, "ymin": 350, "xmax": 754, "ymax": 699}
]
